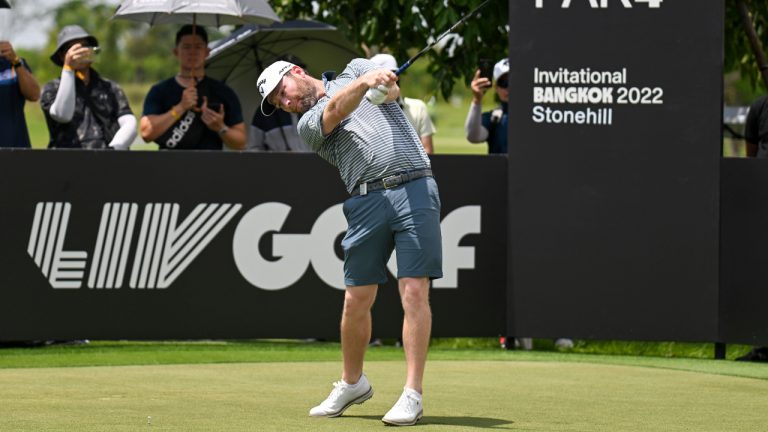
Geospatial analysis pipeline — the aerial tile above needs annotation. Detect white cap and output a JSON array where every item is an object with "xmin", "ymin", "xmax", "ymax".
[
  {"xmin": 493, "ymin": 58, "xmax": 509, "ymax": 82},
  {"xmin": 369, "ymin": 53, "xmax": 398, "ymax": 71},
  {"xmin": 257, "ymin": 60, "xmax": 296, "ymax": 116}
]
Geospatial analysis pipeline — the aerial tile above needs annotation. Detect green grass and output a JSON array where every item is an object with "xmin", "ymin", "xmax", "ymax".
[
  {"xmin": 24, "ymin": 99, "xmax": 48, "ymax": 149},
  {"xmin": 430, "ymin": 95, "xmax": 489, "ymax": 155},
  {"xmin": 0, "ymin": 339, "xmax": 763, "ymax": 378},
  {"xmin": 1, "ymin": 340, "xmax": 768, "ymax": 431}
]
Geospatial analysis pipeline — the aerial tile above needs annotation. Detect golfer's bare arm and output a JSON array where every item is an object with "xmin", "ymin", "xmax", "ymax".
[{"xmin": 322, "ymin": 70, "xmax": 400, "ymax": 135}]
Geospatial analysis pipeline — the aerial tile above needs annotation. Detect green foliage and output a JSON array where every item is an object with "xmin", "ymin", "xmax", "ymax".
[
  {"xmin": 15, "ymin": 0, "xmax": 768, "ymax": 98},
  {"xmin": 726, "ymin": 0, "xmax": 768, "ymax": 92},
  {"xmin": 37, "ymin": 0, "xmax": 227, "ymax": 84},
  {"xmin": 271, "ymin": 0, "xmax": 509, "ymax": 100}
]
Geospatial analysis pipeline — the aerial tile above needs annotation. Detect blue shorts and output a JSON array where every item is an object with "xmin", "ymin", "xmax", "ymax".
[{"xmin": 341, "ymin": 176, "xmax": 443, "ymax": 287}]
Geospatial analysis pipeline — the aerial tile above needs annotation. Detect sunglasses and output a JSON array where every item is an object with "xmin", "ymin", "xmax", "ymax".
[{"xmin": 496, "ymin": 77, "xmax": 508, "ymax": 89}]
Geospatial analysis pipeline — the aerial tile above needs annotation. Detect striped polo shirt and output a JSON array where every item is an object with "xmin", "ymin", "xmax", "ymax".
[{"xmin": 298, "ymin": 59, "xmax": 431, "ymax": 194}]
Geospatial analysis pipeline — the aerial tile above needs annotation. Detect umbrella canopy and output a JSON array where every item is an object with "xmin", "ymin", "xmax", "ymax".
[
  {"xmin": 0, "ymin": 1, "xmax": 11, "ymax": 41},
  {"xmin": 113, "ymin": 0, "xmax": 281, "ymax": 27},
  {"xmin": 205, "ymin": 19, "xmax": 361, "ymax": 123}
]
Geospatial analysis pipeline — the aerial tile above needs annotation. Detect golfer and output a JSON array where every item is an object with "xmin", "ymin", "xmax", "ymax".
[{"xmin": 257, "ymin": 58, "xmax": 442, "ymax": 426}]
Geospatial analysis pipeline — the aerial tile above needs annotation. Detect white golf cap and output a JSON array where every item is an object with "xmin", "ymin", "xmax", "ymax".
[
  {"xmin": 493, "ymin": 58, "xmax": 509, "ymax": 82},
  {"xmin": 369, "ymin": 53, "xmax": 398, "ymax": 71},
  {"xmin": 257, "ymin": 60, "xmax": 296, "ymax": 116}
]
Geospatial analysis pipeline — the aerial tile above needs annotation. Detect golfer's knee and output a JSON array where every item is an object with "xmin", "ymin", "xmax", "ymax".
[
  {"xmin": 400, "ymin": 280, "xmax": 430, "ymax": 312},
  {"xmin": 344, "ymin": 288, "xmax": 376, "ymax": 315}
]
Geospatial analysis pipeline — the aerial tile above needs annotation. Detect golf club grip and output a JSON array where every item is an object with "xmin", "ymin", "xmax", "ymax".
[{"xmin": 394, "ymin": 61, "xmax": 412, "ymax": 76}]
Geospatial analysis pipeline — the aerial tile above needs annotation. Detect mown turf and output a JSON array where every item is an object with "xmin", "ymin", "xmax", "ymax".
[
  {"xmin": 1, "ymin": 360, "xmax": 767, "ymax": 431},
  {"xmin": 1, "ymin": 340, "xmax": 766, "ymax": 382}
]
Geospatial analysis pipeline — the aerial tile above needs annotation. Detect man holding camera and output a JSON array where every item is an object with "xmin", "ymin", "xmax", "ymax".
[
  {"xmin": 465, "ymin": 57, "xmax": 509, "ymax": 154},
  {"xmin": 140, "ymin": 25, "xmax": 245, "ymax": 151},
  {"xmin": 40, "ymin": 25, "xmax": 136, "ymax": 149}
]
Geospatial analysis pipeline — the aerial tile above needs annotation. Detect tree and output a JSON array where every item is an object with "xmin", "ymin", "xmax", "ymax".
[
  {"xmin": 12, "ymin": 1, "xmax": 768, "ymax": 97},
  {"xmin": 273, "ymin": 0, "xmax": 768, "ymax": 98},
  {"xmin": 272, "ymin": 0, "xmax": 509, "ymax": 100},
  {"xmin": 726, "ymin": 0, "xmax": 768, "ymax": 91}
]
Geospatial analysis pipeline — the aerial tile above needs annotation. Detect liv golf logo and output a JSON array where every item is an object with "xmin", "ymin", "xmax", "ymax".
[
  {"xmin": 27, "ymin": 202, "xmax": 481, "ymax": 291},
  {"xmin": 27, "ymin": 202, "xmax": 242, "ymax": 289}
]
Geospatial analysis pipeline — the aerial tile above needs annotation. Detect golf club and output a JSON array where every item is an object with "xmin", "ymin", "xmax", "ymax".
[{"xmin": 366, "ymin": 0, "xmax": 493, "ymax": 104}]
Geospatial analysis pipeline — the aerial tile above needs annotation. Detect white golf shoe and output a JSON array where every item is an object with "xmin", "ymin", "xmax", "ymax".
[
  {"xmin": 308, "ymin": 374, "xmax": 373, "ymax": 417},
  {"xmin": 382, "ymin": 388, "xmax": 423, "ymax": 426}
]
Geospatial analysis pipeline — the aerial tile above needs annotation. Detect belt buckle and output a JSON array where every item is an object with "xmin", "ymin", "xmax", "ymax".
[{"xmin": 382, "ymin": 174, "xmax": 400, "ymax": 189}]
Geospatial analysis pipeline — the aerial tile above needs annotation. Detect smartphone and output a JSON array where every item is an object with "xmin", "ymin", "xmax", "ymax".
[
  {"xmin": 207, "ymin": 102, "xmax": 222, "ymax": 112},
  {"xmin": 479, "ymin": 58, "xmax": 494, "ymax": 80}
]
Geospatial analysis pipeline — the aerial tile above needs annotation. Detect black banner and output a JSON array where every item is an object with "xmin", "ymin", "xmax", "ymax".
[
  {"xmin": 508, "ymin": 0, "xmax": 723, "ymax": 340},
  {"xmin": 720, "ymin": 159, "xmax": 768, "ymax": 346},
  {"xmin": 0, "ymin": 151, "xmax": 507, "ymax": 341}
]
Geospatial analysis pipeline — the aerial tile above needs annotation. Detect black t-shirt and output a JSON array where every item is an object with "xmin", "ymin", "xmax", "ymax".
[
  {"xmin": 142, "ymin": 76, "xmax": 243, "ymax": 150},
  {"xmin": 482, "ymin": 101, "xmax": 508, "ymax": 154},
  {"xmin": 40, "ymin": 69, "xmax": 133, "ymax": 149},
  {"xmin": 745, "ymin": 95, "xmax": 768, "ymax": 148},
  {"xmin": 0, "ymin": 58, "xmax": 32, "ymax": 148}
]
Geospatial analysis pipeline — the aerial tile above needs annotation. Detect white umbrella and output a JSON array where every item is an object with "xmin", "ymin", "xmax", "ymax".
[
  {"xmin": 0, "ymin": 0, "xmax": 12, "ymax": 41},
  {"xmin": 205, "ymin": 19, "xmax": 361, "ymax": 123},
  {"xmin": 113, "ymin": 0, "xmax": 281, "ymax": 27}
]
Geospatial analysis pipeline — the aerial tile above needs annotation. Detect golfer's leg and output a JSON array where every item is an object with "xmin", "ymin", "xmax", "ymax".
[
  {"xmin": 341, "ymin": 284, "xmax": 378, "ymax": 384},
  {"xmin": 399, "ymin": 276, "xmax": 431, "ymax": 393}
]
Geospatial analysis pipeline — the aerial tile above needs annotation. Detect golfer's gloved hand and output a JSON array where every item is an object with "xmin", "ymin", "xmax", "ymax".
[{"xmin": 365, "ymin": 84, "xmax": 390, "ymax": 105}]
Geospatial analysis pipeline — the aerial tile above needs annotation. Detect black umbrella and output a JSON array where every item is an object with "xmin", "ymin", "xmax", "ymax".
[{"xmin": 206, "ymin": 19, "xmax": 361, "ymax": 122}]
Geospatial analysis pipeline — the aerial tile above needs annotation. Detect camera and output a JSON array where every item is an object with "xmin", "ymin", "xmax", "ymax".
[
  {"xmin": 81, "ymin": 46, "xmax": 100, "ymax": 64},
  {"xmin": 479, "ymin": 58, "xmax": 494, "ymax": 80}
]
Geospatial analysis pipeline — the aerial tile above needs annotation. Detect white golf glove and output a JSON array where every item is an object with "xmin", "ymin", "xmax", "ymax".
[{"xmin": 365, "ymin": 84, "xmax": 389, "ymax": 105}]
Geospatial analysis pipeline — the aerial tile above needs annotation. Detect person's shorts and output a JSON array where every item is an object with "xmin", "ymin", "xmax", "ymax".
[{"xmin": 341, "ymin": 176, "xmax": 443, "ymax": 287}]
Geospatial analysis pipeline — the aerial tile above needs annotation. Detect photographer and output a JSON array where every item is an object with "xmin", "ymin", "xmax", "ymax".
[
  {"xmin": 140, "ymin": 25, "xmax": 245, "ymax": 150},
  {"xmin": 40, "ymin": 25, "xmax": 136, "ymax": 149},
  {"xmin": 465, "ymin": 57, "xmax": 509, "ymax": 154}
]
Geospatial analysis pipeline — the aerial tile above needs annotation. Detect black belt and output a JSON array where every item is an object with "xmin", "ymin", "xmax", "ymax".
[{"xmin": 352, "ymin": 169, "xmax": 433, "ymax": 196}]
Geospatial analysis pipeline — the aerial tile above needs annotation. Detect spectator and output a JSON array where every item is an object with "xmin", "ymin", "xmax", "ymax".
[
  {"xmin": 736, "ymin": 93, "xmax": 768, "ymax": 362},
  {"xmin": 745, "ymin": 94, "xmax": 768, "ymax": 158},
  {"xmin": 40, "ymin": 25, "xmax": 136, "ymax": 150},
  {"xmin": 248, "ymin": 54, "xmax": 310, "ymax": 152},
  {"xmin": 370, "ymin": 53, "xmax": 436, "ymax": 154},
  {"xmin": 140, "ymin": 25, "xmax": 245, "ymax": 150},
  {"xmin": 466, "ymin": 57, "xmax": 574, "ymax": 352},
  {"xmin": 0, "ymin": 39, "xmax": 40, "ymax": 148},
  {"xmin": 258, "ymin": 58, "xmax": 440, "ymax": 426},
  {"xmin": 465, "ymin": 57, "xmax": 509, "ymax": 154}
]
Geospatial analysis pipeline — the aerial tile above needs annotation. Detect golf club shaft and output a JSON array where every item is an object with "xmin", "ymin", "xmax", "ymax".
[{"xmin": 394, "ymin": 0, "xmax": 493, "ymax": 76}]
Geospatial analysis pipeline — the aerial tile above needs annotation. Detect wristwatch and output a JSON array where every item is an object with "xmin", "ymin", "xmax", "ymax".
[
  {"xmin": 12, "ymin": 57, "xmax": 26, "ymax": 70},
  {"xmin": 217, "ymin": 126, "xmax": 229, "ymax": 136}
]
